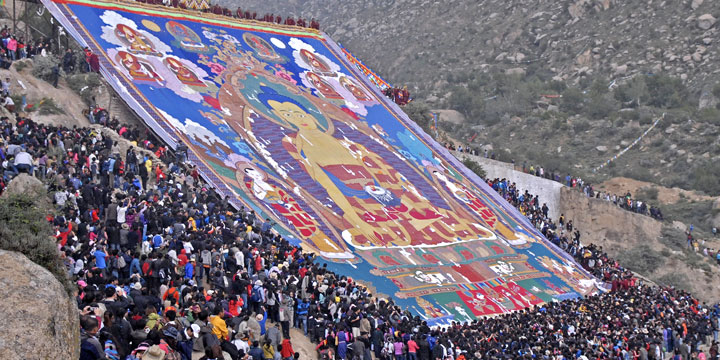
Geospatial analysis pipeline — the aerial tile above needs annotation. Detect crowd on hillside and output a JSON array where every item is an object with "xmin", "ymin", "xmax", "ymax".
[
  {"xmin": 0, "ymin": 25, "xmax": 55, "ymax": 69},
  {"xmin": 485, "ymin": 177, "xmax": 635, "ymax": 289},
  {"xmin": 0, "ymin": 107, "xmax": 718, "ymax": 360},
  {"xmin": 446, "ymin": 142, "xmax": 664, "ymax": 222}
]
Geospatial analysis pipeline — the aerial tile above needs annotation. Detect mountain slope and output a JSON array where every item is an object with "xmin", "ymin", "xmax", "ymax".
[{"xmin": 223, "ymin": 0, "xmax": 720, "ymax": 98}]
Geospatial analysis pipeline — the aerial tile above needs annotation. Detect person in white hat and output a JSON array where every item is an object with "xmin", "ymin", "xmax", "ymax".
[{"xmin": 177, "ymin": 324, "xmax": 200, "ymax": 360}]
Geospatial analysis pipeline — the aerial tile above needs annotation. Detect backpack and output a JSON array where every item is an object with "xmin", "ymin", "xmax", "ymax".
[
  {"xmin": 251, "ymin": 287, "xmax": 262, "ymax": 303},
  {"xmin": 159, "ymin": 268, "xmax": 167, "ymax": 280},
  {"xmin": 117, "ymin": 255, "xmax": 126, "ymax": 269}
]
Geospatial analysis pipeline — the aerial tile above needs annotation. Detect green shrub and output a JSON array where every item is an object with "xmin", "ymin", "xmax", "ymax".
[
  {"xmin": 0, "ymin": 193, "xmax": 72, "ymax": 295},
  {"xmin": 712, "ymin": 83, "xmax": 720, "ymax": 98},
  {"xmin": 614, "ymin": 76, "xmax": 649, "ymax": 107},
  {"xmin": 696, "ymin": 108, "xmax": 720, "ymax": 125},
  {"xmin": 462, "ymin": 158, "xmax": 487, "ymax": 179},
  {"xmin": 622, "ymin": 167, "xmax": 653, "ymax": 182},
  {"xmin": 561, "ymin": 87, "xmax": 584, "ymax": 114},
  {"xmin": 13, "ymin": 60, "xmax": 29, "ymax": 72},
  {"xmin": 584, "ymin": 94, "xmax": 617, "ymax": 119},
  {"xmin": 655, "ymin": 272, "xmax": 692, "ymax": 292},
  {"xmin": 66, "ymin": 73, "xmax": 103, "ymax": 106},
  {"xmin": 573, "ymin": 120, "xmax": 591, "ymax": 133},
  {"xmin": 402, "ymin": 101, "xmax": 433, "ymax": 135},
  {"xmin": 636, "ymin": 186, "xmax": 659, "ymax": 201},
  {"xmin": 38, "ymin": 98, "xmax": 65, "ymax": 115},
  {"xmin": 639, "ymin": 115, "xmax": 654, "ymax": 125},
  {"xmin": 31, "ymin": 56, "xmax": 63, "ymax": 83},
  {"xmin": 615, "ymin": 245, "xmax": 664, "ymax": 274},
  {"xmin": 691, "ymin": 161, "xmax": 720, "ymax": 195},
  {"xmin": 645, "ymin": 74, "xmax": 692, "ymax": 108}
]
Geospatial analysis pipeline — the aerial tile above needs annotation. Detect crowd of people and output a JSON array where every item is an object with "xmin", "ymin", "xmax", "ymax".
[
  {"xmin": 485, "ymin": 177, "xmax": 635, "ymax": 289},
  {"xmin": 581, "ymin": 186, "xmax": 664, "ymax": 221},
  {"xmin": 0, "ymin": 25, "xmax": 54, "ymax": 69},
  {"xmin": 446, "ymin": 142, "xmax": 664, "ymax": 222},
  {"xmin": 0, "ymin": 104, "xmax": 717, "ymax": 360},
  {"xmin": 131, "ymin": 0, "xmax": 321, "ymax": 30},
  {"xmin": 384, "ymin": 86, "xmax": 411, "ymax": 106}
]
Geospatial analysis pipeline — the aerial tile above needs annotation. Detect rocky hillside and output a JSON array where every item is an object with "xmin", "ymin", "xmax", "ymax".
[{"xmin": 224, "ymin": 0, "xmax": 719, "ymax": 97}]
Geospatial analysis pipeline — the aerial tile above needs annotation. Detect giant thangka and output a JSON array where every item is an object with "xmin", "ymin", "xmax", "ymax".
[{"xmin": 43, "ymin": 0, "xmax": 604, "ymax": 324}]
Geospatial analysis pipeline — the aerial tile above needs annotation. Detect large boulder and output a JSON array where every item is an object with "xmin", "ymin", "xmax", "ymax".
[
  {"xmin": 698, "ymin": 14, "xmax": 716, "ymax": 30},
  {"xmin": 0, "ymin": 173, "xmax": 46, "ymax": 199},
  {"xmin": 0, "ymin": 249, "xmax": 79, "ymax": 359}
]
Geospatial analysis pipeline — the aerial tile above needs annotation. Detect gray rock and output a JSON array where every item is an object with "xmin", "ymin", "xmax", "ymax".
[
  {"xmin": 672, "ymin": 221, "xmax": 688, "ymax": 232},
  {"xmin": 596, "ymin": 145, "xmax": 608, "ymax": 152},
  {"xmin": 698, "ymin": 14, "xmax": 716, "ymax": 30},
  {"xmin": 0, "ymin": 250, "xmax": 79, "ymax": 359},
  {"xmin": 691, "ymin": 0, "xmax": 704, "ymax": 10},
  {"xmin": 712, "ymin": 198, "xmax": 720, "ymax": 229},
  {"xmin": 505, "ymin": 67, "xmax": 526, "ymax": 76}
]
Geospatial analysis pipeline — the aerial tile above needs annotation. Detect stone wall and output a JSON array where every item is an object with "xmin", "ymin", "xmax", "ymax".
[{"xmin": 453, "ymin": 151, "xmax": 564, "ymax": 220}]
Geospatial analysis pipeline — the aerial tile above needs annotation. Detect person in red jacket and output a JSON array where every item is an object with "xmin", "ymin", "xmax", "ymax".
[{"xmin": 280, "ymin": 338, "xmax": 294, "ymax": 360}]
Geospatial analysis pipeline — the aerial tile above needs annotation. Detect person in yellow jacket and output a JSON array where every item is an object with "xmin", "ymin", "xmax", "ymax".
[
  {"xmin": 144, "ymin": 158, "xmax": 152, "ymax": 177},
  {"xmin": 262, "ymin": 341, "xmax": 275, "ymax": 359},
  {"xmin": 208, "ymin": 306, "xmax": 241, "ymax": 359},
  {"xmin": 209, "ymin": 306, "xmax": 228, "ymax": 341}
]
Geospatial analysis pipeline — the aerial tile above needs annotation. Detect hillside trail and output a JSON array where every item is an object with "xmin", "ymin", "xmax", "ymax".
[{"xmin": 598, "ymin": 177, "xmax": 715, "ymax": 204}]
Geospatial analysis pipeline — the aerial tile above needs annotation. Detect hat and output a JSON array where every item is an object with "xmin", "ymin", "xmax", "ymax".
[
  {"xmin": 121, "ymin": 223, "xmax": 129, "ymax": 230},
  {"xmin": 207, "ymin": 290, "xmax": 215, "ymax": 296},
  {"xmin": 255, "ymin": 314, "xmax": 264, "ymax": 321},
  {"xmin": 143, "ymin": 345, "xmax": 165, "ymax": 360},
  {"xmin": 255, "ymin": 280, "xmax": 262, "ymax": 286},
  {"xmin": 189, "ymin": 324, "xmax": 201, "ymax": 338},
  {"xmin": 132, "ymin": 282, "xmax": 142, "ymax": 290},
  {"xmin": 77, "ymin": 280, "xmax": 87, "ymax": 288}
]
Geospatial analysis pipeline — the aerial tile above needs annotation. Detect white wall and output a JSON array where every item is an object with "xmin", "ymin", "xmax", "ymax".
[{"xmin": 453, "ymin": 151, "xmax": 564, "ymax": 220}]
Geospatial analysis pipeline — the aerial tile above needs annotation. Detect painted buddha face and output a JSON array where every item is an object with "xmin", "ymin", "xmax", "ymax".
[{"xmin": 267, "ymin": 100, "xmax": 318, "ymax": 130}]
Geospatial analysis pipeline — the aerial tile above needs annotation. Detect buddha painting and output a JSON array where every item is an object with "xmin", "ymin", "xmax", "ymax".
[
  {"xmin": 116, "ymin": 51, "xmax": 165, "ymax": 86},
  {"xmin": 299, "ymin": 48, "xmax": 334, "ymax": 75},
  {"xmin": 115, "ymin": 24, "xmax": 161, "ymax": 57},
  {"xmin": 339, "ymin": 76, "xmax": 372, "ymax": 102},
  {"xmin": 229, "ymin": 157, "xmax": 350, "ymax": 257},
  {"xmin": 431, "ymin": 169, "xmax": 520, "ymax": 242},
  {"xmin": 242, "ymin": 33, "xmax": 281, "ymax": 61},
  {"xmin": 233, "ymin": 82, "xmax": 497, "ymax": 249},
  {"xmin": 164, "ymin": 57, "xmax": 206, "ymax": 87},
  {"xmin": 305, "ymin": 72, "xmax": 343, "ymax": 99},
  {"xmin": 165, "ymin": 20, "xmax": 209, "ymax": 53}
]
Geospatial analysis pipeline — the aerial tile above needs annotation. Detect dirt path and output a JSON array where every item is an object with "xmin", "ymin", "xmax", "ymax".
[{"xmin": 598, "ymin": 177, "xmax": 714, "ymax": 204}]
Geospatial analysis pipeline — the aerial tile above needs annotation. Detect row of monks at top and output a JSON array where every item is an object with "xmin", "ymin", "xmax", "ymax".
[{"xmin": 128, "ymin": 0, "xmax": 321, "ymax": 30}]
